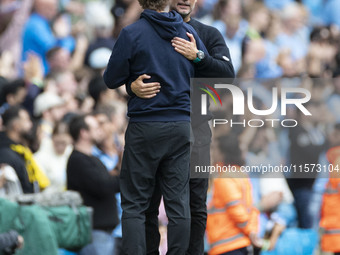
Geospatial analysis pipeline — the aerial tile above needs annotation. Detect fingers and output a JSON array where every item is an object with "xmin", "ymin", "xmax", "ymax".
[
  {"xmin": 186, "ymin": 32, "xmax": 196, "ymax": 43},
  {"xmin": 137, "ymin": 89, "xmax": 160, "ymax": 98},
  {"xmin": 140, "ymin": 82, "xmax": 161, "ymax": 92},
  {"xmin": 138, "ymin": 74, "xmax": 151, "ymax": 80},
  {"xmin": 141, "ymin": 93, "xmax": 158, "ymax": 99},
  {"xmin": 173, "ymin": 47, "xmax": 187, "ymax": 56},
  {"xmin": 173, "ymin": 43, "xmax": 187, "ymax": 52},
  {"xmin": 172, "ymin": 37, "xmax": 190, "ymax": 44}
]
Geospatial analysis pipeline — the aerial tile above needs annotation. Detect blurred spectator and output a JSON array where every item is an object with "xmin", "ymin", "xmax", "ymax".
[
  {"xmin": 212, "ymin": 0, "xmax": 248, "ymax": 72},
  {"xmin": 327, "ymin": 70, "xmax": 340, "ymax": 122},
  {"xmin": 240, "ymin": 126, "xmax": 294, "ymax": 251},
  {"xmin": 206, "ymin": 134, "xmax": 262, "ymax": 255},
  {"xmin": 67, "ymin": 114, "xmax": 120, "ymax": 255},
  {"xmin": 33, "ymin": 92, "xmax": 66, "ymax": 139},
  {"xmin": 92, "ymin": 110, "xmax": 120, "ymax": 172},
  {"xmin": 320, "ymin": 123, "xmax": 340, "ymax": 254},
  {"xmin": 287, "ymin": 101, "xmax": 328, "ymax": 228},
  {"xmin": 0, "ymin": 79, "xmax": 26, "ymax": 115},
  {"xmin": 0, "ymin": 163, "xmax": 23, "ymax": 198},
  {"xmin": 242, "ymin": 3, "xmax": 282, "ymax": 78},
  {"xmin": 50, "ymin": 71, "xmax": 78, "ymax": 98},
  {"xmin": 307, "ymin": 26, "xmax": 338, "ymax": 78},
  {"xmin": 263, "ymin": 0, "xmax": 294, "ymax": 11},
  {"xmin": 91, "ymin": 110, "xmax": 123, "ymax": 255},
  {"xmin": 22, "ymin": 0, "xmax": 75, "ymax": 74},
  {"xmin": 47, "ymin": 39, "xmax": 89, "ymax": 75},
  {"xmin": 275, "ymin": 3, "xmax": 309, "ymax": 63},
  {"xmin": 34, "ymin": 121, "xmax": 72, "ymax": 192},
  {"xmin": 0, "ymin": 0, "xmax": 33, "ymax": 77},
  {"xmin": 22, "ymin": 53, "xmax": 44, "ymax": 116},
  {"xmin": 322, "ymin": 0, "xmax": 340, "ymax": 28},
  {"xmin": 84, "ymin": 1, "xmax": 115, "ymax": 71},
  {"xmin": 0, "ymin": 106, "xmax": 50, "ymax": 193},
  {"xmin": 110, "ymin": 0, "xmax": 142, "ymax": 39},
  {"xmin": 88, "ymin": 76, "xmax": 119, "ymax": 110},
  {"xmin": 46, "ymin": 47, "xmax": 71, "ymax": 73}
]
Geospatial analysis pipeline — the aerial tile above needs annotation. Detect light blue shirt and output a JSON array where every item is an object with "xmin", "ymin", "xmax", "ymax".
[
  {"xmin": 213, "ymin": 19, "xmax": 248, "ymax": 73},
  {"xmin": 22, "ymin": 13, "xmax": 75, "ymax": 74}
]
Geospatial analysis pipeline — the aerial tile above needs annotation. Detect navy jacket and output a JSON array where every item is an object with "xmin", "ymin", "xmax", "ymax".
[{"xmin": 103, "ymin": 9, "xmax": 208, "ymax": 122}]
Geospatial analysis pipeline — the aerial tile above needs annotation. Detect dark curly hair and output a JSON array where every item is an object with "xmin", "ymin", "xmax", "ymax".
[{"xmin": 138, "ymin": 0, "xmax": 169, "ymax": 11}]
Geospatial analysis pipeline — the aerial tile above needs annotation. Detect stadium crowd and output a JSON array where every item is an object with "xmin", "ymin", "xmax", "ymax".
[{"xmin": 1, "ymin": 0, "xmax": 340, "ymax": 254}]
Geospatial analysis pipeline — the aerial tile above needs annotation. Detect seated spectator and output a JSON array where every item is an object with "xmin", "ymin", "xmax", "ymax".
[
  {"xmin": 0, "ymin": 106, "xmax": 50, "ymax": 193},
  {"xmin": 67, "ymin": 114, "xmax": 120, "ymax": 255},
  {"xmin": 33, "ymin": 91, "xmax": 66, "ymax": 140},
  {"xmin": 0, "ymin": 79, "xmax": 26, "ymax": 115},
  {"xmin": 34, "ymin": 121, "xmax": 72, "ymax": 192}
]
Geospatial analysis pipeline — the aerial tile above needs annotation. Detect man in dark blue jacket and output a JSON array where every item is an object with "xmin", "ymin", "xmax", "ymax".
[
  {"xmin": 129, "ymin": 0, "xmax": 235, "ymax": 253},
  {"xmin": 103, "ymin": 0, "xmax": 208, "ymax": 254}
]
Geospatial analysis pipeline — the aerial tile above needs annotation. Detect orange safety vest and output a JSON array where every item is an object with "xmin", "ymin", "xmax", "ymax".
[
  {"xmin": 320, "ymin": 146, "xmax": 340, "ymax": 252},
  {"xmin": 206, "ymin": 166, "xmax": 259, "ymax": 255}
]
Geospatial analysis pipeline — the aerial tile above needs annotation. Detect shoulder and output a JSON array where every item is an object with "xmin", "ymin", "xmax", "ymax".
[
  {"xmin": 26, "ymin": 14, "xmax": 47, "ymax": 29},
  {"xmin": 122, "ymin": 19, "xmax": 147, "ymax": 34},
  {"xmin": 183, "ymin": 22, "xmax": 196, "ymax": 34},
  {"xmin": 68, "ymin": 150, "xmax": 87, "ymax": 164},
  {"xmin": 190, "ymin": 19, "xmax": 221, "ymax": 35}
]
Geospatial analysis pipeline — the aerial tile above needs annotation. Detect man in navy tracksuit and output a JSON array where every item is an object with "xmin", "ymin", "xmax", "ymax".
[
  {"xmin": 129, "ymin": 0, "xmax": 235, "ymax": 254},
  {"xmin": 103, "ymin": 0, "xmax": 208, "ymax": 254}
]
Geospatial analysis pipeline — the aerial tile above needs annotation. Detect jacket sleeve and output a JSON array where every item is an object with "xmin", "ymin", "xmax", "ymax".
[
  {"xmin": 0, "ymin": 230, "xmax": 19, "ymax": 250},
  {"xmin": 194, "ymin": 27, "xmax": 235, "ymax": 79},
  {"xmin": 103, "ymin": 29, "xmax": 133, "ymax": 89},
  {"xmin": 215, "ymin": 179, "xmax": 256, "ymax": 236}
]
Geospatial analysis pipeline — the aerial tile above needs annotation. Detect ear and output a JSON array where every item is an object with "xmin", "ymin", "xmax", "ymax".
[
  {"xmin": 6, "ymin": 94, "xmax": 14, "ymax": 105},
  {"xmin": 79, "ymin": 128, "xmax": 88, "ymax": 139}
]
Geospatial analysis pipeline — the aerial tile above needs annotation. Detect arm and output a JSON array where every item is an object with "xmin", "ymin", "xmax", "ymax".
[
  {"xmin": 129, "ymin": 74, "xmax": 161, "ymax": 99},
  {"xmin": 103, "ymin": 29, "xmax": 132, "ymax": 89},
  {"xmin": 171, "ymin": 28, "xmax": 235, "ymax": 78},
  {"xmin": 215, "ymin": 179, "xmax": 262, "ymax": 247},
  {"xmin": 31, "ymin": 22, "xmax": 57, "ymax": 54},
  {"xmin": 0, "ymin": 230, "xmax": 20, "ymax": 250}
]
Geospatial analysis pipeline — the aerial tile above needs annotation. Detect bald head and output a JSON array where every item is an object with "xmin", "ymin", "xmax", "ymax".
[{"xmin": 34, "ymin": 0, "xmax": 58, "ymax": 20}]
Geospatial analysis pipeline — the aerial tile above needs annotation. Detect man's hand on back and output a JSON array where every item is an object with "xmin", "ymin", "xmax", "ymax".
[
  {"xmin": 131, "ymin": 74, "xmax": 161, "ymax": 99},
  {"xmin": 171, "ymin": 32, "xmax": 198, "ymax": 61}
]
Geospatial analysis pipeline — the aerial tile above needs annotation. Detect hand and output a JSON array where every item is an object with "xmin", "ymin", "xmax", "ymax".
[
  {"xmin": 171, "ymin": 32, "xmax": 198, "ymax": 61},
  {"xmin": 131, "ymin": 74, "xmax": 161, "ymax": 99},
  {"xmin": 0, "ymin": 171, "xmax": 6, "ymax": 189},
  {"xmin": 23, "ymin": 53, "xmax": 44, "ymax": 83},
  {"xmin": 249, "ymin": 232, "xmax": 263, "ymax": 248},
  {"xmin": 75, "ymin": 35, "xmax": 88, "ymax": 53},
  {"xmin": 0, "ymin": 50, "xmax": 14, "ymax": 78},
  {"xmin": 16, "ymin": 235, "xmax": 24, "ymax": 249}
]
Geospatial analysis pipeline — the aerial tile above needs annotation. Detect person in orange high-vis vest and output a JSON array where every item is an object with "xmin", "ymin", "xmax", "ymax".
[
  {"xmin": 206, "ymin": 135, "xmax": 262, "ymax": 255},
  {"xmin": 320, "ymin": 125, "xmax": 340, "ymax": 255}
]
